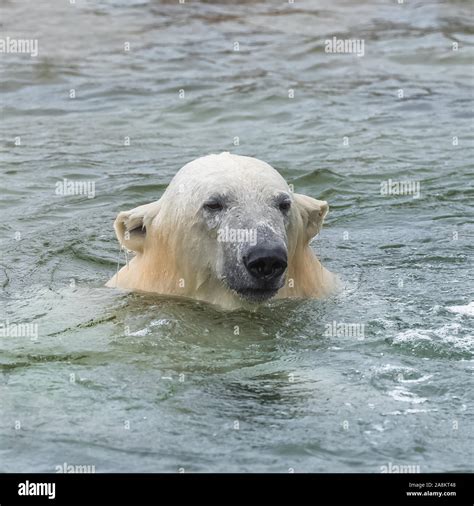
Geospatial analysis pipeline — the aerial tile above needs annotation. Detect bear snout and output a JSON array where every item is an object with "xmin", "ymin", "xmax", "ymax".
[{"xmin": 243, "ymin": 243, "xmax": 288, "ymax": 282}]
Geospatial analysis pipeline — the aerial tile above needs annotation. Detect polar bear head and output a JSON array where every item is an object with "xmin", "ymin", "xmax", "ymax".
[{"xmin": 110, "ymin": 153, "xmax": 330, "ymax": 306}]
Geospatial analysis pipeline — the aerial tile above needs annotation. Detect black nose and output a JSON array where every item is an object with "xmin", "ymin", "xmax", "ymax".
[{"xmin": 243, "ymin": 245, "xmax": 288, "ymax": 281}]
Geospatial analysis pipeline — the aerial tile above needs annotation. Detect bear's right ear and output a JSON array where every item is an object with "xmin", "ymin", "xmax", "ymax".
[{"xmin": 113, "ymin": 200, "xmax": 161, "ymax": 253}]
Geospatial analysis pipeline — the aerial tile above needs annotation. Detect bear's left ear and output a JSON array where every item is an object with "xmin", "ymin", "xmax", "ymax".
[
  {"xmin": 113, "ymin": 200, "xmax": 161, "ymax": 253},
  {"xmin": 293, "ymin": 193, "xmax": 329, "ymax": 242}
]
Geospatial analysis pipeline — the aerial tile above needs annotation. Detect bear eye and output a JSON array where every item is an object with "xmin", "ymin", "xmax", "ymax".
[
  {"xmin": 279, "ymin": 200, "xmax": 291, "ymax": 212},
  {"xmin": 203, "ymin": 200, "xmax": 224, "ymax": 211}
]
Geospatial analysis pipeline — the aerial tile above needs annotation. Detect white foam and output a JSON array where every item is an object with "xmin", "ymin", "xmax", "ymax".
[
  {"xmin": 447, "ymin": 302, "xmax": 474, "ymax": 316},
  {"xmin": 394, "ymin": 329, "xmax": 432, "ymax": 343},
  {"xmin": 399, "ymin": 374, "xmax": 433, "ymax": 384},
  {"xmin": 394, "ymin": 324, "xmax": 473, "ymax": 352},
  {"xmin": 388, "ymin": 387, "xmax": 427, "ymax": 404},
  {"xmin": 150, "ymin": 319, "xmax": 172, "ymax": 327},
  {"xmin": 385, "ymin": 408, "xmax": 437, "ymax": 416},
  {"xmin": 129, "ymin": 328, "xmax": 150, "ymax": 337}
]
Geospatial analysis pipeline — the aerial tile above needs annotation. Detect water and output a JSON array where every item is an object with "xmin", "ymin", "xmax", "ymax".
[{"xmin": 1, "ymin": 0, "xmax": 473, "ymax": 472}]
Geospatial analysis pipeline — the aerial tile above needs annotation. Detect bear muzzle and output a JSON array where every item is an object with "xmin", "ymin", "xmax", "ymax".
[
  {"xmin": 229, "ymin": 243, "xmax": 288, "ymax": 302},
  {"xmin": 243, "ymin": 244, "xmax": 288, "ymax": 282}
]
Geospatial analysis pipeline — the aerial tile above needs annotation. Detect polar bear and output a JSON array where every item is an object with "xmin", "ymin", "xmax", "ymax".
[{"xmin": 107, "ymin": 153, "xmax": 337, "ymax": 309}]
